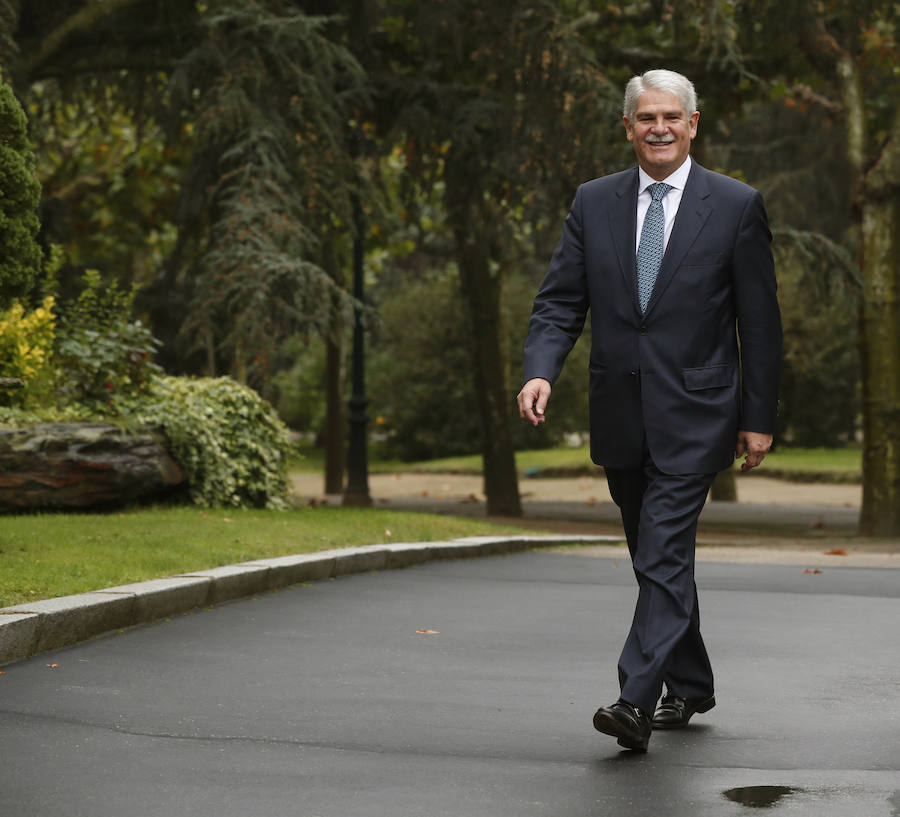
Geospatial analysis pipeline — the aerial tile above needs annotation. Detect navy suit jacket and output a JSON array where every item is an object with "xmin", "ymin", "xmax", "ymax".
[{"xmin": 523, "ymin": 161, "xmax": 782, "ymax": 475}]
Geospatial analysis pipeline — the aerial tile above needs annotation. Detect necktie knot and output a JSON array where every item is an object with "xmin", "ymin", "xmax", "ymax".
[{"xmin": 648, "ymin": 182, "xmax": 672, "ymax": 203}]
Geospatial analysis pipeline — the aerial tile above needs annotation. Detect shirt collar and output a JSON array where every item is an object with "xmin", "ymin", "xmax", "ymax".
[{"xmin": 638, "ymin": 155, "xmax": 692, "ymax": 194}]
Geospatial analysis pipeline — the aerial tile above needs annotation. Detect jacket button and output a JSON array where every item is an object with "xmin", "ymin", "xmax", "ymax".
[{"xmin": 639, "ymin": 326, "xmax": 648, "ymax": 335}]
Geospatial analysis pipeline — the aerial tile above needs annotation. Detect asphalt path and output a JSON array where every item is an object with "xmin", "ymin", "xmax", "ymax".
[{"xmin": 2, "ymin": 550, "xmax": 898, "ymax": 817}]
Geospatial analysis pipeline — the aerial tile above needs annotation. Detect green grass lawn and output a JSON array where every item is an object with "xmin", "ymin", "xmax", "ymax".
[
  {"xmin": 0, "ymin": 506, "xmax": 537, "ymax": 608},
  {"xmin": 299, "ymin": 444, "xmax": 861, "ymax": 480}
]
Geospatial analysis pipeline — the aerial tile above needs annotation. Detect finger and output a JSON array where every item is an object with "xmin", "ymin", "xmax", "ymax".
[
  {"xmin": 517, "ymin": 388, "xmax": 541, "ymax": 425},
  {"xmin": 533, "ymin": 388, "xmax": 549, "ymax": 419}
]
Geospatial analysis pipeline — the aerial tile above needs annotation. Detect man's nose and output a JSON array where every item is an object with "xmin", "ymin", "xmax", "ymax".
[{"xmin": 650, "ymin": 118, "xmax": 668, "ymax": 132}]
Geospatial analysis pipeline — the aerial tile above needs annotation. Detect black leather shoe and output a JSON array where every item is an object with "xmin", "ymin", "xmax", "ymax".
[
  {"xmin": 592, "ymin": 700, "xmax": 651, "ymax": 751},
  {"xmin": 651, "ymin": 693, "xmax": 716, "ymax": 729}
]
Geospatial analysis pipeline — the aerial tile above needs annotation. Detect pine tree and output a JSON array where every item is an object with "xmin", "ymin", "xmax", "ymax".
[{"xmin": 0, "ymin": 73, "xmax": 41, "ymax": 307}]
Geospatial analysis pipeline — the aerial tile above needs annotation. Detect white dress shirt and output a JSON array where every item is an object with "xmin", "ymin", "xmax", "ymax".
[{"xmin": 635, "ymin": 155, "xmax": 692, "ymax": 255}]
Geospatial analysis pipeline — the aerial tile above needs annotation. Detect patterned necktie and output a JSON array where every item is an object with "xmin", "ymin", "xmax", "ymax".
[{"xmin": 636, "ymin": 182, "xmax": 672, "ymax": 313}]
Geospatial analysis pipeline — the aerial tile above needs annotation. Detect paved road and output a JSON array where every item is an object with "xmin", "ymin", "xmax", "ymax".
[{"xmin": 2, "ymin": 551, "xmax": 898, "ymax": 816}]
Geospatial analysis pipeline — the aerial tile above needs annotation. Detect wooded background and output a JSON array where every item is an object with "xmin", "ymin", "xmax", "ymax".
[{"xmin": 1, "ymin": 1, "xmax": 897, "ymax": 533}]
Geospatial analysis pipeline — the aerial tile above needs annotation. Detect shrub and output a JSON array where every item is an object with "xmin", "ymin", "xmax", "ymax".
[
  {"xmin": 0, "ymin": 74, "xmax": 42, "ymax": 306},
  {"xmin": 0, "ymin": 296, "xmax": 56, "ymax": 404},
  {"xmin": 54, "ymin": 269, "xmax": 161, "ymax": 412},
  {"xmin": 126, "ymin": 376, "xmax": 290, "ymax": 509}
]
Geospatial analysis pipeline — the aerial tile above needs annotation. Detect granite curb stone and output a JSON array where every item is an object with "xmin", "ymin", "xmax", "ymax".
[
  {"xmin": 177, "ymin": 564, "xmax": 272, "ymax": 605},
  {"xmin": 95, "ymin": 577, "xmax": 212, "ymax": 623},
  {"xmin": 0, "ymin": 612, "xmax": 40, "ymax": 664},
  {"xmin": 1, "ymin": 592, "xmax": 136, "ymax": 657},
  {"xmin": 0, "ymin": 534, "xmax": 620, "ymax": 666}
]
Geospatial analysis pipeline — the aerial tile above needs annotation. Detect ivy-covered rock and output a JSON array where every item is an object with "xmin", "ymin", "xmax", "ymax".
[{"xmin": 0, "ymin": 74, "xmax": 41, "ymax": 307}]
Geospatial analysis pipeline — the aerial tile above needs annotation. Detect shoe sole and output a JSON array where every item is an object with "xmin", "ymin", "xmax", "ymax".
[
  {"xmin": 592, "ymin": 710, "xmax": 649, "ymax": 751},
  {"xmin": 651, "ymin": 696, "xmax": 716, "ymax": 730}
]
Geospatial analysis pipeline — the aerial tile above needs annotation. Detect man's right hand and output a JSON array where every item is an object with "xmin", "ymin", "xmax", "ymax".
[{"xmin": 517, "ymin": 378, "xmax": 552, "ymax": 426}]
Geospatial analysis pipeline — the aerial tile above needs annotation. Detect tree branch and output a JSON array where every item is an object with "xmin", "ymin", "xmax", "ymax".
[{"xmin": 24, "ymin": 0, "xmax": 143, "ymax": 77}]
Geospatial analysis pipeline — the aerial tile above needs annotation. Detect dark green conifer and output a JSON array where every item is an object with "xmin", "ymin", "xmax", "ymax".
[{"xmin": 0, "ymin": 73, "xmax": 41, "ymax": 307}]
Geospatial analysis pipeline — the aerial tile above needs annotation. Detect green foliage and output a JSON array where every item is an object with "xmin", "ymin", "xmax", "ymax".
[
  {"xmin": 269, "ymin": 334, "xmax": 328, "ymax": 433},
  {"xmin": 369, "ymin": 270, "xmax": 589, "ymax": 461},
  {"xmin": 169, "ymin": 1, "xmax": 366, "ymax": 383},
  {"xmin": 27, "ymin": 79, "xmax": 182, "ymax": 293},
  {"xmin": 127, "ymin": 375, "xmax": 290, "ymax": 509},
  {"xmin": 0, "ymin": 73, "xmax": 41, "ymax": 306},
  {"xmin": 775, "ymin": 246, "xmax": 860, "ymax": 447},
  {"xmin": 0, "ymin": 296, "xmax": 55, "ymax": 402},
  {"xmin": 54, "ymin": 269, "xmax": 161, "ymax": 412}
]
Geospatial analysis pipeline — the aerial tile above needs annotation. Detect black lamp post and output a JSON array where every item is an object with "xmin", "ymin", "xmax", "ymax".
[{"xmin": 342, "ymin": 190, "xmax": 372, "ymax": 507}]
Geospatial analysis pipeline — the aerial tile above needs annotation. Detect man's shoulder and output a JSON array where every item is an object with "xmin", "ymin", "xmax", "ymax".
[
  {"xmin": 573, "ymin": 168, "xmax": 637, "ymax": 206},
  {"xmin": 580, "ymin": 167, "xmax": 637, "ymax": 192},
  {"xmin": 690, "ymin": 163, "xmax": 760, "ymax": 200}
]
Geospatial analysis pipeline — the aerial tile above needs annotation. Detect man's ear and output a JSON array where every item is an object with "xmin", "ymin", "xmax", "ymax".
[{"xmin": 623, "ymin": 116, "xmax": 635, "ymax": 142}]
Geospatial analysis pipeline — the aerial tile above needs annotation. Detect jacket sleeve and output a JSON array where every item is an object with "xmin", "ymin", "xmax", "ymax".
[
  {"xmin": 733, "ymin": 189, "xmax": 782, "ymax": 433},
  {"xmin": 522, "ymin": 185, "xmax": 590, "ymax": 386}
]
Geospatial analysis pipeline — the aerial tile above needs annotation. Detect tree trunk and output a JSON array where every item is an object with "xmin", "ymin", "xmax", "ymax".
[
  {"xmin": 322, "ymin": 234, "xmax": 347, "ymax": 495},
  {"xmin": 709, "ymin": 468, "xmax": 738, "ymax": 501},
  {"xmin": 834, "ymin": 48, "xmax": 900, "ymax": 536},
  {"xmin": 857, "ymin": 163, "xmax": 900, "ymax": 535},
  {"xmin": 324, "ymin": 335, "xmax": 345, "ymax": 494},
  {"xmin": 452, "ymin": 207, "xmax": 522, "ymax": 517}
]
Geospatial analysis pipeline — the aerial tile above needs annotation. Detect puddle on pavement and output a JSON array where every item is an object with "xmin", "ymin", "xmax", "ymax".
[{"xmin": 723, "ymin": 786, "xmax": 802, "ymax": 808}]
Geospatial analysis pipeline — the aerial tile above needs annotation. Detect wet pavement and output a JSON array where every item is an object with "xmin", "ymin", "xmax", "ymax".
[{"xmin": 2, "ymin": 549, "xmax": 898, "ymax": 816}]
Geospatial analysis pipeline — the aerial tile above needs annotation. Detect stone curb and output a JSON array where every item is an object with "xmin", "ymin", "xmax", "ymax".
[{"xmin": 0, "ymin": 534, "xmax": 622, "ymax": 667}]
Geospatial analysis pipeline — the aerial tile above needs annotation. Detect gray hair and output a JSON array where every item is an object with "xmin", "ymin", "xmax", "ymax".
[{"xmin": 623, "ymin": 70, "xmax": 698, "ymax": 121}]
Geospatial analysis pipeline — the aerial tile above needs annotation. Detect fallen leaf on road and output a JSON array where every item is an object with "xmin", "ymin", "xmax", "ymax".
[
  {"xmin": 420, "ymin": 490, "xmax": 429, "ymax": 497},
  {"xmin": 803, "ymin": 568, "xmax": 823, "ymax": 574},
  {"xmin": 46, "ymin": 663, "xmax": 59, "ymax": 668},
  {"xmin": 0, "ymin": 669, "xmax": 6, "ymax": 674},
  {"xmin": 824, "ymin": 548, "xmax": 848, "ymax": 556},
  {"xmin": 416, "ymin": 629, "xmax": 440, "ymax": 634}
]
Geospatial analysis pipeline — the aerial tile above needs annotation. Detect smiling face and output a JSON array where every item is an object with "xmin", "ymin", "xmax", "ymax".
[{"xmin": 623, "ymin": 88, "xmax": 699, "ymax": 181}]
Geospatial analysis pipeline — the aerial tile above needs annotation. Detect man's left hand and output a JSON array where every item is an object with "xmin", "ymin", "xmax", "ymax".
[{"xmin": 735, "ymin": 430, "xmax": 773, "ymax": 472}]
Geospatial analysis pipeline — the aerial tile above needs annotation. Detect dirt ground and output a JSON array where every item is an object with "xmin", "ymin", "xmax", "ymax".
[
  {"xmin": 291, "ymin": 472, "xmax": 860, "ymax": 508},
  {"xmin": 289, "ymin": 471, "xmax": 900, "ymax": 567}
]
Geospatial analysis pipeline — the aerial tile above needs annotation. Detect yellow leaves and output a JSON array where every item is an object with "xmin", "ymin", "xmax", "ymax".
[
  {"xmin": 416, "ymin": 629, "xmax": 440, "ymax": 635},
  {"xmin": 0, "ymin": 296, "xmax": 56, "ymax": 389}
]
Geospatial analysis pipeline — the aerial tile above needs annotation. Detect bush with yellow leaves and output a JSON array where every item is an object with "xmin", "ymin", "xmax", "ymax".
[{"xmin": 0, "ymin": 296, "xmax": 56, "ymax": 404}]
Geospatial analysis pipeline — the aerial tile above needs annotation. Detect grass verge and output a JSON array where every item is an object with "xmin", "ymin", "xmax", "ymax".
[
  {"xmin": 0, "ymin": 506, "xmax": 541, "ymax": 608},
  {"xmin": 317, "ymin": 445, "xmax": 863, "ymax": 482}
]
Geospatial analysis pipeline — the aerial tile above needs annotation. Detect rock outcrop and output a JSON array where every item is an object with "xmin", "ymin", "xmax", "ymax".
[{"xmin": 0, "ymin": 423, "xmax": 185, "ymax": 511}]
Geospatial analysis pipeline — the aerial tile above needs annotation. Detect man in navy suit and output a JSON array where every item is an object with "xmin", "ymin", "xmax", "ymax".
[{"xmin": 517, "ymin": 69, "xmax": 782, "ymax": 752}]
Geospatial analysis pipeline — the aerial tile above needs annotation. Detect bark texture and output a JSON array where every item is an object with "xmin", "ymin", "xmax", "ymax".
[
  {"xmin": 451, "ymin": 201, "xmax": 522, "ymax": 517},
  {"xmin": 843, "ymin": 71, "xmax": 900, "ymax": 536},
  {"xmin": 0, "ymin": 423, "xmax": 185, "ymax": 511}
]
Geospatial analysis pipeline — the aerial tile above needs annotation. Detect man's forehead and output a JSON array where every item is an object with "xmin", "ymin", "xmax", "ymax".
[{"xmin": 634, "ymin": 90, "xmax": 688, "ymax": 116}]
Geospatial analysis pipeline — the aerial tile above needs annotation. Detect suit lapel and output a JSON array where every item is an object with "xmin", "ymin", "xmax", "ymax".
[
  {"xmin": 607, "ymin": 168, "xmax": 639, "ymax": 306},
  {"xmin": 644, "ymin": 162, "xmax": 712, "ymax": 316}
]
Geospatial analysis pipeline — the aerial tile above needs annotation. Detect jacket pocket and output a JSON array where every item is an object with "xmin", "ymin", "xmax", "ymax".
[{"xmin": 683, "ymin": 364, "xmax": 733, "ymax": 391}]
